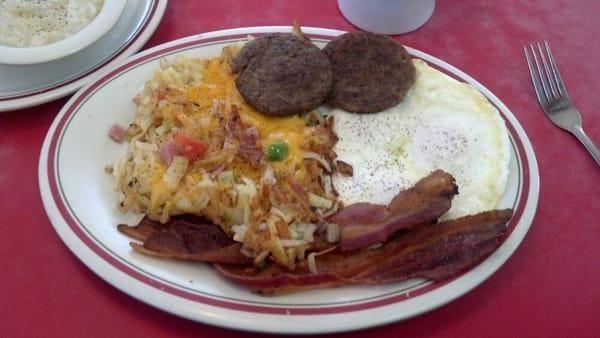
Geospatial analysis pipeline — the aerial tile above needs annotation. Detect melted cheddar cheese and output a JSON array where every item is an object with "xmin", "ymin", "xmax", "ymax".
[{"xmin": 185, "ymin": 56, "xmax": 308, "ymax": 174}]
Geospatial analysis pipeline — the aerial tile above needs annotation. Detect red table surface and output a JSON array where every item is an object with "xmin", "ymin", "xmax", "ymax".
[{"xmin": 1, "ymin": 1, "xmax": 599, "ymax": 337}]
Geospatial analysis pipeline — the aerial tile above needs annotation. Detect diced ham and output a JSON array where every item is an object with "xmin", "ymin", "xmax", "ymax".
[
  {"xmin": 159, "ymin": 142, "xmax": 179, "ymax": 165},
  {"xmin": 243, "ymin": 126, "xmax": 259, "ymax": 142},
  {"xmin": 237, "ymin": 143, "xmax": 263, "ymax": 168},
  {"xmin": 108, "ymin": 124, "xmax": 125, "ymax": 143},
  {"xmin": 224, "ymin": 106, "xmax": 263, "ymax": 168}
]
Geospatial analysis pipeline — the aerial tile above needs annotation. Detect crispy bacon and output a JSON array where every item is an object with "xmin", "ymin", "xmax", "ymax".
[
  {"xmin": 304, "ymin": 117, "xmax": 338, "ymax": 160},
  {"xmin": 118, "ymin": 216, "xmax": 250, "ymax": 264},
  {"xmin": 214, "ymin": 263, "xmax": 340, "ymax": 295},
  {"xmin": 244, "ymin": 126, "xmax": 259, "ymax": 141},
  {"xmin": 289, "ymin": 180, "xmax": 311, "ymax": 209},
  {"xmin": 309, "ymin": 228, "xmax": 334, "ymax": 251},
  {"xmin": 117, "ymin": 169, "xmax": 512, "ymax": 296},
  {"xmin": 225, "ymin": 106, "xmax": 263, "ymax": 168},
  {"xmin": 131, "ymin": 242, "xmax": 248, "ymax": 264},
  {"xmin": 336, "ymin": 160, "xmax": 353, "ymax": 176},
  {"xmin": 268, "ymin": 176, "xmax": 315, "ymax": 222},
  {"xmin": 215, "ymin": 209, "xmax": 513, "ymax": 295},
  {"xmin": 349, "ymin": 209, "xmax": 513, "ymax": 283},
  {"xmin": 237, "ymin": 143, "xmax": 263, "ymax": 168},
  {"xmin": 117, "ymin": 216, "xmax": 164, "ymax": 241},
  {"xmin": 330, "ymin": 170, "xmax": 458, "ymax": 252}
]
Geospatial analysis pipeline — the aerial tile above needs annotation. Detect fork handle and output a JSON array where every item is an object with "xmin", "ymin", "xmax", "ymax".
[{"xmin": 571, "ymin": 124, "xmax": 600, "ymax": 166}]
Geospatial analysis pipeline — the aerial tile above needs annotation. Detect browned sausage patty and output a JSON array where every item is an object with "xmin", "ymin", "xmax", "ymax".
[
  {"xmin": 230, "ymin": 34, "xmax": 332, "ymax": 116},
  {"xmin": 323, "ymin": 32, "xmax": 416, "ymax": 113}
]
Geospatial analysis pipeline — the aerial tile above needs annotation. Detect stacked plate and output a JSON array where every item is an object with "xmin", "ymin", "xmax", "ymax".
[{"xmin": 0, "ymin": 0, "xmax": 168, "ymax": 112}]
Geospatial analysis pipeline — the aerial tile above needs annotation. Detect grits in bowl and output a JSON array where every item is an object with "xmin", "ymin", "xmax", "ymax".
[{"xmin": 0, "ymin": 0, "xmax": 104, "ymax": 47}]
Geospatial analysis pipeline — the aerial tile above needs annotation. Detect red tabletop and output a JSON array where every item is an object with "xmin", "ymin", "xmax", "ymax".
[{"xmin": 1, "ymin": 1, "xmax": 599, "ymax": 337}]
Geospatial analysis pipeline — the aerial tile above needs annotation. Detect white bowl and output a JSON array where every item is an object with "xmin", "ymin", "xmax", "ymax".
[{"xmin": 0, "ymin": 0, "xmax": 127, "ymax": 65}]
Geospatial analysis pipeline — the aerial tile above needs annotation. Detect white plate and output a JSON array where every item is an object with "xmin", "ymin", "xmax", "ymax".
[
  {"xmin": 0, "ymin": 0, "xmax": 168, "ymax": 112},
  {"xmin": 39, "ymin": 27, "xmax": 540, "ymax": 334}
]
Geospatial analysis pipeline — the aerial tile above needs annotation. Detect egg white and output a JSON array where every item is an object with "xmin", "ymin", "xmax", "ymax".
[{"xmin": 332, "ymin": 59, "xmax": 511, "ymax": 220}]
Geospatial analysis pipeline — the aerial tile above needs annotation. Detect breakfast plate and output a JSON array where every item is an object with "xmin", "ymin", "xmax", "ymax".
[
  {"xmin": 0, "ymin": 0, "xmax": 168, "ymax": 112},
  {"xmin": 39, "ymin": 26, "xmax": 540, "ymax": 334}
]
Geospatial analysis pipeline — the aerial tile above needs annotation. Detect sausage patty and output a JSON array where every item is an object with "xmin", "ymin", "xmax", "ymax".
[
  {"xmin": 323, "ymin": 32, "xmax": 416, "ymax": 113},
  {"xmin": 231, "ymin": 34, "xmax": 332, "ymax": 116}
]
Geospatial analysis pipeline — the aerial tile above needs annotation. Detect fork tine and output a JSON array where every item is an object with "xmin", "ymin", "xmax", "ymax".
[
  {"xmin": 537, "ymin": 42, "xmax": 559, "ymax": 100},
  {"xmin": 544, "ymin": 41, "xmax": 568, "ymax": 97},
  {"xmin": 524, "ymin": 45, "xmax": 547, "ymax": 105},
  {"xmin": 530, "ymin": 44, "xmax": 551, "ymax": 102}
]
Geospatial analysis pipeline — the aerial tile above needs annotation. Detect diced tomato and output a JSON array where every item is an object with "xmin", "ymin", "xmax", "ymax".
[{"xmin": 173, "ymin": 133, "xmax": 208, "ymax": 161}]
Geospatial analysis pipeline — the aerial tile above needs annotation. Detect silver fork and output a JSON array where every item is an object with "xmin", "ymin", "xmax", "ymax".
[{"xmin": 524, "ymin": 41, "xmax": 600, "ymax": 166}]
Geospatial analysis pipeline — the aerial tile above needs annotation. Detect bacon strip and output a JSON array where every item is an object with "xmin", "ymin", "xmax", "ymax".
[
  {"xmin": 117, "ymin": 216, "xmax": 164, "ymax": 241},
  {"xmin": 215, "ymin": 209, "xmax": 512, "ymax": 295},
  {"xmin": 225, "ymin": 105, "xmax": 263, "ymax": 168},
  {"xmin": 335, "ymin": 160, "xmax": 353, "ymax": 176},
  {"xmin": 130, "ymin": 242, "xmax": 248, "ymax": 264},
  {"xmin": 214, "ymin": 264, "xmax": 341, "ymax": 295},
  {"xmin": 350, "ymin": 209, "xmax": 513, "ymax": 283},
  {"xmin": 329, "ymin": 170, "xmax": 458, "ymax": 252},
  {"xmin": 118, "ymin": 216, "xmax": 250, "ymax": 264}
]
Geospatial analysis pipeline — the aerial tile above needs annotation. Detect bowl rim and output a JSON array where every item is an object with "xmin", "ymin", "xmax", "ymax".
[{"xmin": 0, "ymin": 0, "xmax": 127, "ymax": 65}]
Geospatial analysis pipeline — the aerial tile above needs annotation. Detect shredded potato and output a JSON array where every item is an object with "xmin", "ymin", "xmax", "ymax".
[{"xmin": 112, "ymin": 45, "xmax": 341, "ymax": 270}]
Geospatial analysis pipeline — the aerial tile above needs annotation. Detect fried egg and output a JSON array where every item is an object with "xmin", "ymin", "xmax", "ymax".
[{"xmin": 332, "ymin": 59, "xmax": 511, "ymax": 220}]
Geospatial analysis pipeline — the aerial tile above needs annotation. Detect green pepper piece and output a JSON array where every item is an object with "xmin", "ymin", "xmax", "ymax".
[{"xmin": 267, "ymin": 142, "xmax": 288, "ymax": 161}]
